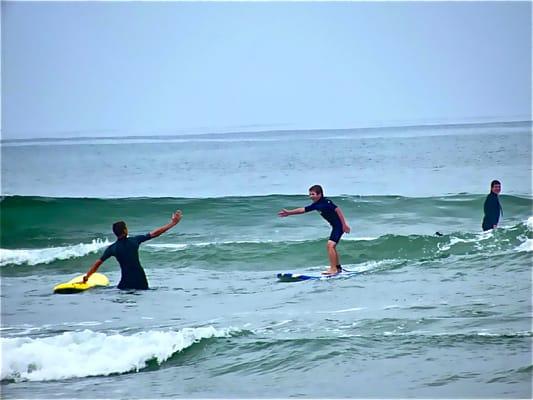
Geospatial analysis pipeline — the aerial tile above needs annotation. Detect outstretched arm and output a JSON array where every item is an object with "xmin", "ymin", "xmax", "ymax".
[
  {"xmin": 150, "ymin": 210, "xmax": 182, "ymax": 238},
  {"xmin": 335, "ymin": 207, "xmax": 351, "ymax": 233},
  {"xmin": 278, "ymin": 207, "xmax": 305, "ymax": 217},
  {"xmin": 82, "ymin": 259, "xmax": 104, "ymax": 283}
]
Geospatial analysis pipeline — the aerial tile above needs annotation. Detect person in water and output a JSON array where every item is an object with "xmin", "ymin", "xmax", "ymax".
[
  {"xmin": 278, "ymin": 185, "xmax": 350, "ymax": 275},
  {"xmin": 482, "ymin": 180, "xmax": 503, "ymax": 231},
  {"xmin": 82, "ymin": 211, "xmax": 182, "ymax": 289}
]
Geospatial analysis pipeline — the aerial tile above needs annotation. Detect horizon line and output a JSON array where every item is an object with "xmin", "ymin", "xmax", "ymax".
[{"xmin": 1, "ymin": 118, "xmax": 531, "ymax": 143}]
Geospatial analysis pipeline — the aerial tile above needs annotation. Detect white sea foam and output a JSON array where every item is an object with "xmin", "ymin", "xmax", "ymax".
[
  {"xmin": 317, "ymin": 307, "xmax": 364, "ymax": 314},
  {"xmin": 437, "ymin": 230, "xmax": 499, "ymax": 252},
  {"xmin": 145, "ymin": 239, "xmax": 280, "ymax": 251},
  {"xmin": 347, "ymin": 259, "xmax": 398, "ymax": 274},
  {"xmin": 145, "ymin": 243, "xmax": 189, "ymax": 251},
  {"xmin": 146, "ymin": 237, "xmax": 379, "ymax": 252},
  {"xmin": 515, "ymin": 238, "xmax": 533, "ymax": 253},
  {"xmin": 343, "ymin": 236, "xmax": 378, "ymax": 241},
  {"xmin": 0, "ymin": 239, "xmax": 111, "ymax": 267},
  {"xmin": 1, "ymin": 326, "xmax": 235, "ymax": 382},
  {"xmin": 526, "ymin": 216, "xmax": 533, "ymax": 231}
]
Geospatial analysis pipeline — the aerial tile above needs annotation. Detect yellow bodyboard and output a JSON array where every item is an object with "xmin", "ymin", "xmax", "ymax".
[{"xmin": 53, "ymin": 273, "xmax": 109, "ymax": 294}]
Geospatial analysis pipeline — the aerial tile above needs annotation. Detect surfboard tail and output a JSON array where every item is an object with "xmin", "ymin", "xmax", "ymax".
[{"xmin": 53, "ymin": 273, "xmax": 109, "ymax": 294}]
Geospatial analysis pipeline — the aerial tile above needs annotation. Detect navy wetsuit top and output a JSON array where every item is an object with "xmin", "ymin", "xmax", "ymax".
[
  {"xmin": 100, "ymin": 234, "xmax": 153, "ymax": 290},
  {"xmin": 305, "ymin": 197, "xmax": 344, "ymax": 243},
  {"xmin": 482, "ymin": 192, "xmax": 502, "ymax": 231}
]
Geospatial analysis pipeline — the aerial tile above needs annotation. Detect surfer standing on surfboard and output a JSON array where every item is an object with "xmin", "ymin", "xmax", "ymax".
[
  {"xmin": 278, "ymin": 185, "xmax": 350, "ymax": 275},
  {"xmin": 82, "ymin": 211, "xmax": 182, "ymax": 290}
]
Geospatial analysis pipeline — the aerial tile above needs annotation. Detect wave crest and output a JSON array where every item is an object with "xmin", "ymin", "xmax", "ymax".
[
  {"xmin": 1, "ymin": 326, "xmax": 236, "ymax": 382},
  {"xmin": 0, "ymin": 239, "xmax": 110, "ymax": 267}
]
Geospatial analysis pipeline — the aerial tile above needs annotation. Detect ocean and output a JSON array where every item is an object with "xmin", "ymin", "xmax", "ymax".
[{"xmin": 1, "ymin": 121, "xmax": 532, "ymax": 398}]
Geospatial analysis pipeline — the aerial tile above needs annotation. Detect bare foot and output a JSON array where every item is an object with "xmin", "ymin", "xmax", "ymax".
[{"xmin": 321, "ymin": 269, "xmax": 339, "ymax": 275}]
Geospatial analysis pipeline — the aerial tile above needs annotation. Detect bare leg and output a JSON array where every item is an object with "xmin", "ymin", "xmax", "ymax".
[{"xmin": 322, "ymin": 240, "xmax": 340, "ymax": 274}]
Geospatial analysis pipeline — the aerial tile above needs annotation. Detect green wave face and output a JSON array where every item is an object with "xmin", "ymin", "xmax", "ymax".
[{"xmin": 1, "ymin": 194, "xmax": 531, "ymax": 274}]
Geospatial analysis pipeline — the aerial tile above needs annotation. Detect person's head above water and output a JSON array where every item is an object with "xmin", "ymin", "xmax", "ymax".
[
  {"xmin": 308, "ymin": 184, "xmax": 324, "ymax": 202},
  {"xmin": 112, "ymin": 221, "xmax": 128, "ymax": 238},
  {"xmin": 490, "ymin": 180, "xmax": 501, "ymax": 195}
]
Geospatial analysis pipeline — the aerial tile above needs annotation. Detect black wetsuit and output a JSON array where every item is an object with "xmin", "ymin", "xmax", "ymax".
[
  {"xmin": 99, "ymin": 234, "xmax": 153, "ymax": 290},
  {"xmin": 304, "ymin": 197, "xmax": 344, "ymax": 243},
  {"xmin": 482, "ymin": 192, "xmax": 502, "ymax": 231}
]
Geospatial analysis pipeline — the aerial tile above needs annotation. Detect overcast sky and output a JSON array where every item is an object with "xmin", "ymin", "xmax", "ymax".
[{"xmin": 2, "ymin": 1, "xmax": 531, "ymax": 139}]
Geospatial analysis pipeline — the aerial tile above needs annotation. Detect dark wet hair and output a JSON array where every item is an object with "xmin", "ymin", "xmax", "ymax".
[
  {"xmin": 308, "ymin": 184, "xmax": 323, "ymax": 196},
  {"xmin": 491, "ymin": 180, "xmax": 501, "ymax": 188},
  {"xmin": 112, "ymin": 221, "xmax": 127, "ymax": 237}
]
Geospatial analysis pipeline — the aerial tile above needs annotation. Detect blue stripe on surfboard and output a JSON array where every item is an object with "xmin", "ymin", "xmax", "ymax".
[
  {"xmin": 277, "ymin": 271, "xmax": 358, "ymax": 282},
  {"xmin": 277, "ymin": 273, "xmax": 318, "ymax": 282}
]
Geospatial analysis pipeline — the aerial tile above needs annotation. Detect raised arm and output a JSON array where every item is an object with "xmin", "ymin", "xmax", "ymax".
[
  {"xmin": 278, "ymin": 207, "xmax": 306, "ymax": 217},
  {"xmin": 335, "ymin": 207, "xmax": 351, "ymax": 233},
  {"xmin": 150, "ymin": 210, "xmax": 182, "ymax": 238}
]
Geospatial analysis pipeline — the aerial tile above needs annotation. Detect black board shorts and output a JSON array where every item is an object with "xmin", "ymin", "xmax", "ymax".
[{"xmin": 329, "ymin": 226, "xmax": 344, "ymax": 243}]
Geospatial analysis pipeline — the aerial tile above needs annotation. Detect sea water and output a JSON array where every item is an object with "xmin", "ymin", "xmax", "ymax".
[{"xmin": 1, "ymin": 121, "xmax": 531, "ymax": 398}]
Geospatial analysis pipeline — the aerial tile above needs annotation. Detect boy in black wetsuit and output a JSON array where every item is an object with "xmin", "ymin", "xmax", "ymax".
[
  {"xmin": 82, "ymin": 210, "xmax": 182, "ymax": 289},
  {"xmin": 278, "ymin": 185, "xmax": 350, "ymax": 275},
  {"xmin": 482, "ymin": 180, "xmax": 502, "ymax": 231}
]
